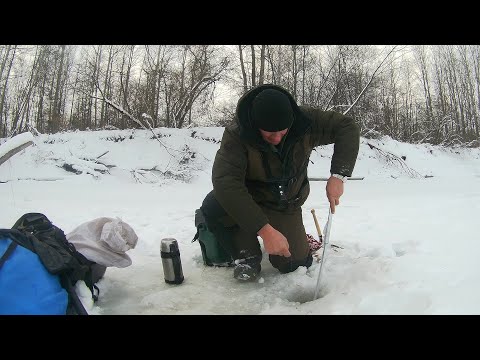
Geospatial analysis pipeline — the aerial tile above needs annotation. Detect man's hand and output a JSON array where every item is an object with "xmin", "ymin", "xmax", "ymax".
[
  {"xmin": 257, "ymin": 223, "xmax": 291, "ymax": 257},
  {"xmin": 326, "ymin": 176, "xmax": 344, "ymax": 214}
]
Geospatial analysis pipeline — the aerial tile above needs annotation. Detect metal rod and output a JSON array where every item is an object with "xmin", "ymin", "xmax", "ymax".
[
  {"xmin": 308, "ymin": 177, "xmax": 364, "ymax": 181},
  {"xmin": 312, "ymin": 208, "xmax": 333, "ymax": 301}
]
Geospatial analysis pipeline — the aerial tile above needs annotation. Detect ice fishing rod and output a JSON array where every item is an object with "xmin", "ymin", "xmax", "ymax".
[{"xmin": 311, "ymin": 207, "xmax": 333, "ymax": 301}]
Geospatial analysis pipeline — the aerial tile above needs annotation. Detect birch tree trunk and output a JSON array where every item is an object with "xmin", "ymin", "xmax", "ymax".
[
  {"xmin": 238, "ymin": 45, "xmax": 248, "ymax": 93},
  {"xmin": 0, "ymin": 45, "xmax": 16, "ymax": 137},
  {"xmin": 250, "ymin": 45, "xmax": 256, "ymax": 87},
  {"xmin": 259, "ymin": 45, "xmax": 265, "ymax": 85}
]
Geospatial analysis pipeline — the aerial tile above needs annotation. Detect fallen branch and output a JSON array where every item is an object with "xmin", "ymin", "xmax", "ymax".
[
  {"xmin": 367, "ymin": 142, "xmax": 423, "ymax": 178},
  {"xmin": 0, "ymin": 133, "xmax": 34, "ymax": 167},
  {"xmin": 81, "ymin": 153, "xmax": 115, "ymax": 169},
  {"xmin": 0, "ymin": 177, "xmax": 64, "ymax": 183},
  {"xmin": 90, "ymin": 91, "xmax": 176, "ymax": 159},
  {"xmin": 96, "ymin": 151, "xmax": 109, "ymax": 159}
]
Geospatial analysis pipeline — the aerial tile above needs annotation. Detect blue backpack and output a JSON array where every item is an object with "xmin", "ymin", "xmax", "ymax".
[
  {"xmin": 0, "ymin": 213, "xmax": 100, "ymax": 315},
  {"xmin": 0, "ymin": 232, "xmax": 69, "ymax": 315}
]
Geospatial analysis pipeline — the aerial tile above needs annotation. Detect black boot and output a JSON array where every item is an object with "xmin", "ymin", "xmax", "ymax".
[
  {"xmin": 273, "ymin": 253, "xmax": 313, "ymax": 274},
  {"xmin": 233, "ymin": 251, "xmax": 262, "ymax": 281}
]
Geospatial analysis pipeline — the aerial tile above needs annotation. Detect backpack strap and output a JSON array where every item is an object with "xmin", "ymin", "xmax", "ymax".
[
  {"xmin": 0, "ymin": 241, "xmax": 18, "ymax": 270},
  {"xmin": 84, "ymin": 267, "xmax": 100, "ymax": 302},
  {"xmin": 93, "ymin": 284, "xmax": 100, "ymax": 302},
  {"xmin": 62, "ymin": 275, "xmax": 89, "ymax": 315}
]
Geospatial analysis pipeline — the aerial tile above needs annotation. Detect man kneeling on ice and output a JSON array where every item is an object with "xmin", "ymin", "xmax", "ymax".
[{"xmin": 194, "ymin": 84, "xmax": 360, "ymax": 281}]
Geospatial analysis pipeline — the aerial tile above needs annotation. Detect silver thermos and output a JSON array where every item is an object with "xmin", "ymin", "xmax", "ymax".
[{"xmin": 160, "ymin": 238, "xmax": 184, "ymax": 284}]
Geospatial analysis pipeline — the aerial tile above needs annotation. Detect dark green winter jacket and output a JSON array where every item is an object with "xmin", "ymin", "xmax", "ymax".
[{"xmin": 212, "ymin": 84, "xmax": 360, "ymax": 235}]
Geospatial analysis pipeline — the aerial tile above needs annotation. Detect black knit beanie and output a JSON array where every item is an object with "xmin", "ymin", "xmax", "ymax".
[{"xmin": 251, "ymin": 88, "xmax": 294, "ymax": 131}]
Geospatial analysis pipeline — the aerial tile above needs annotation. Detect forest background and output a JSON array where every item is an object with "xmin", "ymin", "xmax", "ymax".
[{"xmin": 1, "ymin": 45, "xmax": 479, "ymax": 149}]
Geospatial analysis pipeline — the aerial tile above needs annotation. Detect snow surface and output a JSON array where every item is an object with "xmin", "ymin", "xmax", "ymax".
[{"xmin": 1, "ymin": 127, "xmax": 479, "ymax": 315}]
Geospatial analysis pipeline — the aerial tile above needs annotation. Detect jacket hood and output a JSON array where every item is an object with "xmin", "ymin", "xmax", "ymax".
[{"xmin": 234, "ymin": 84, "xmax": 310, "ymax": 147}]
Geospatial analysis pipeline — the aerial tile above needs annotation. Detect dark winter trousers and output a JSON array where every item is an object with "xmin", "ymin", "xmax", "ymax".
[{"xmin": 200, "ymin": 191, "xmax": 312, "ymax": 274}]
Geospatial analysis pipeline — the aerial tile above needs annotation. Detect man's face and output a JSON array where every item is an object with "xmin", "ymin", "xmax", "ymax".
[{"xmin": 259, "ymin": 128, "xmax": 288, "ymax": 145}]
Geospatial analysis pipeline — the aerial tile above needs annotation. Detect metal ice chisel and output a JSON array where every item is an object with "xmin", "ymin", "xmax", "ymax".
[{"xmin": 313, "ymin": 208, "xmax": 333, "ymax": 300}]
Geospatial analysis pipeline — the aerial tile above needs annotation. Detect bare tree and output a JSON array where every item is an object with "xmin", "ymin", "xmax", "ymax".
[
  {"xmin": 459, "ymin": 45, "xmax": 479, "ymax": 139},
  {"xmin": 164, "ymin": 45, "xmax": 229, "ymax": 128},
  {"xmin": 250, "ymin": 45, "xmax": 256, "ymax": 87},
  {"xmin": 0, "ymin": 45, "xmax": 17, "ymax": 137},
  {"xmin": 471, "ymin": 45, "xmax": 480, "ymax": 138},
  {"xmin": 259, "ymin": 45, "xmax": 266, "ymax": 85},
  {"xmin": 412, "ymin": 45, "xmax": 434, "ymax": 127},
  {"xmin": 236, "ymin": 45, "xmax": 267, "ymax": 93},
  {"xmin": 49, "ymin": 45, "xmax": 67, "ymax": 133},
  {"xmin": 291, "ymin": 45, "xmax": 298, "ymax": 100},
  {"xmin": 1, "ymin": 44, "xmax": 480, "ymax": 148},
  {"xmin": 238, "ymin": 45, "xmax": 248, "ymax": 93},
  {"xmin": 11, "ymin": 46, "xmax": 47, "ymax": 135},
  {"xmin": 116, "ymin": 45, "xmax": 137, "ymax": 129},
  {"xmin": 91, "ymin": 46, "xmax": 103, "ymax": 129},
  {"xmin": 139, "ymin": 45, "xmax": 171, "ymax": 127},
  {"xmin": 343, "ymin": 45, "xmax": 399, "ymax": 116}
]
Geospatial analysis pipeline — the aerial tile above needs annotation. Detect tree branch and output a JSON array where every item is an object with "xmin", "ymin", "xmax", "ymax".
[
  {"xmin": 343, "ymin": 46, "xmax": 398, "ymax": 116},
  {"xmin": 0, "ymin": 137, "xmax": 33, "ymax": 167}
]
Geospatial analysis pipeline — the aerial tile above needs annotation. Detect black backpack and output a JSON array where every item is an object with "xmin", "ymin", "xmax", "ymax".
[{"xmin": 2, "ymin": 213, "xmax": 100, "ymax": 315}]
